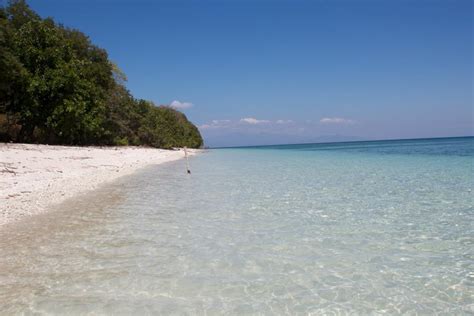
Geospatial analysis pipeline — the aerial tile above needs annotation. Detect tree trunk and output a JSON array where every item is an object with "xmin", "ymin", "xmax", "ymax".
[{"xmin": 18, "ymin": 123, "xmax": 35, "ymax": 143}]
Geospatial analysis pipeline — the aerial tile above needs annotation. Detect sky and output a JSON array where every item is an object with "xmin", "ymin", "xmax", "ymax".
[{"xmin": 27, "ymin": 0, "xmax": 473, "ymax": 147}]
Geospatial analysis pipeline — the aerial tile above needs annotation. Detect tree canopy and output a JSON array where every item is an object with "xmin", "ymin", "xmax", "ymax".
[{"xmin": 0, "ymin": 0, "xmax": 203, "ymax": 148}]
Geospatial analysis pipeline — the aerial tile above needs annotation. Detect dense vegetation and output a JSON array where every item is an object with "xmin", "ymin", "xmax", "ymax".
[{"xmin": 0, "ymin": 0, "xmax": 203, "ymax": 148}]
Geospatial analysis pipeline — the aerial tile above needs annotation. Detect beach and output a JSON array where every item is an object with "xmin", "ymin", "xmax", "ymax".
[{"xmin": 0, "ymin": 143, "xmax": 196, "ymax": 227}]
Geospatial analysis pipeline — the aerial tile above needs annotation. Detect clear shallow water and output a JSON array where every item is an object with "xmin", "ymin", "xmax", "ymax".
[{"xmin": 1, "ymin": 137, "xmax": 473, "ymax": 314}]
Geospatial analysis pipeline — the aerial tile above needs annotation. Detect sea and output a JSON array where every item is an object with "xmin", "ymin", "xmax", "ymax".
[{"xmin": 1, "ymin": 137, "xmax": 473, "ymax": 314}]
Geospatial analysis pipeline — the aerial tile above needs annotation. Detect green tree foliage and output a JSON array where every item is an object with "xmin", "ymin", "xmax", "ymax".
[
  {"xmin": 139, "ymin": 105, "xmax": 203, "ymax": 149},
  {"xmin": 0, "ymin": 0, "xmax": 203, "ymax": 148}
]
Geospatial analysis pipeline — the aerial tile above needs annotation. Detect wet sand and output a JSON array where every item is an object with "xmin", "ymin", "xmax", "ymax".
[{"xmin": 0, "ymin": 143, "xmax": 197, "ymax": 226}]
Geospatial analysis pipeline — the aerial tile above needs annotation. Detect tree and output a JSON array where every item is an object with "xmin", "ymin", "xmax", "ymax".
[
  {"xmin": 7, "ymin": 18, "xmax": 105, "ymax": 143},
  {"xmin": 0, "ymin": 0, "xmax": 203, "ymax": 148}
]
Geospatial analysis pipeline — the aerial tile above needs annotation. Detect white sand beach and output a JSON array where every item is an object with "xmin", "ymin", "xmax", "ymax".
[{"xmin": 0, "ymin": 143, "xmax": 196, "ymax": 226}]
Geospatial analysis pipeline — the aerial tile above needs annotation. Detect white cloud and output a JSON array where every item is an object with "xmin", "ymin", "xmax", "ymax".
[
  {"xmin": 212, "ymin": 119, "xmax": 231, "ymax": 124},
  {"xmin": 276, "ymin": 119, "xmax": 293, "ymax": 124},
  {"xmin": 240, "ymin": 117, "xmax": 270, "ymax": 125},
  {"xmin": 170, "ymin": 100, "xmax": 193, "ymax": 109},
  {"xmin": 200, "ymin": 117, "xmax": 288, "ymax": 131},
  {"xmin": 198, "ymin": 119, "xmax": 232, "ymax": 130},
  {"xmin": 198, "ymin": 124, "xmax": 212, "ymax": 130},
  {"xmin": 320, "ymin": 117, "xmax": 355, "ymax": 124}
]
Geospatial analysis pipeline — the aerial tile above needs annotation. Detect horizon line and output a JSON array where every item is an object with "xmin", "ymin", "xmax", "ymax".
[{"xmin": 209, "ymin": 135, "xmax": 473, "ymax": 149}]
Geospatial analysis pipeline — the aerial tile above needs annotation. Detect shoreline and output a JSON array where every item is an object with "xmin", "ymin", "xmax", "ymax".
[{"xmin": 0, "ymin": 143, "xmax": 199, "ymax": 227}]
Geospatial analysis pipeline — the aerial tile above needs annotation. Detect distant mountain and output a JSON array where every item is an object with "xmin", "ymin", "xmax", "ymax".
[{"xmin": 205, "ymin": 133, "xmax": 365, "ymax": 148}]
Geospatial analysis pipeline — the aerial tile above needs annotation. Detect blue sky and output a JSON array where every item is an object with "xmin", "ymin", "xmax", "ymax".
[{"xmin": 28, "ymin": 0, "xmax": 472, "ymax": 147}]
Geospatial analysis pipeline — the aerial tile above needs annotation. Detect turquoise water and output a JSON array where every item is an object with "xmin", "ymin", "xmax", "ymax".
[{"xmin": 1, "ymin": 137, "xmax": 473, "ymax": 314}]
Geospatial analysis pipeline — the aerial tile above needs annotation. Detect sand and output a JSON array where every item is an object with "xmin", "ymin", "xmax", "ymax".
[{"xmin": 0, "ymin": 143, "xmax": 197, "ymax": 226}]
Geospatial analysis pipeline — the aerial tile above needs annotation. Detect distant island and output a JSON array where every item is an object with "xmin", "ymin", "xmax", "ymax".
[{"xmin": 0, "ymin": 0, "xmax": 203, "ymax": 149}]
